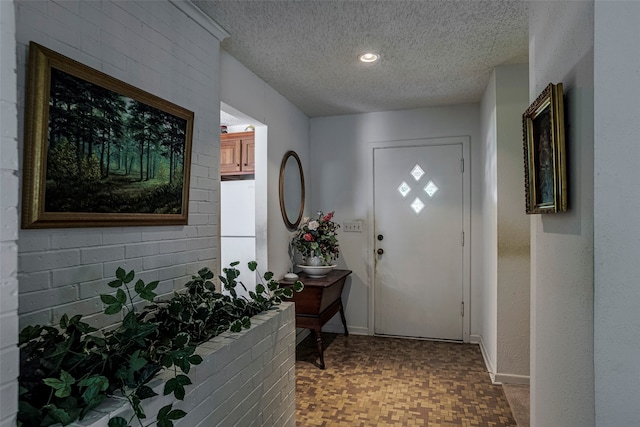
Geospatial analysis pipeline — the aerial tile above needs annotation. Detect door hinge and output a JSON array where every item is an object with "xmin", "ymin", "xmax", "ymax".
[
  {"xmin": 461, "ymin": 302, "xmax": 464, "ymax": 317},
  {"xmin": 460, "ymin": 158, "xmax": 464, "ymax": 173},
  {"xmin": 461, "ymin": 231, "xmax": 465, "ymax": 246}
]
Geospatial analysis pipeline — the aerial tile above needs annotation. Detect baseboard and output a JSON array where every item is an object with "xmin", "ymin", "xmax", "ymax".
[
  {"xmin": 295, "ymin": 324, "xmax": 369, "ymax": 347},
  {"xmin": 474, "ymin": 335, "xmax": 497, "ymax": 384},
  {"xmin": 471, "ymin": 335, "xmax": 530, "ymax": 385},
  {"xmin": 469, "ymin": 334, "xmax": 482, "ymax": 344},
  {"xmin": 321, "ymin": 322, "xmax": 369, "ymax": 335},
  {"xmin": 494, "ymin": 373, "xmax": 530, "ymax": 385}
]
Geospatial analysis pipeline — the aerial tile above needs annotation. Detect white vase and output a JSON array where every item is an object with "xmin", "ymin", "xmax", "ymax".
[{"xmin": 307, "ymin": 255, "xmax": 323, "ymax": 266}]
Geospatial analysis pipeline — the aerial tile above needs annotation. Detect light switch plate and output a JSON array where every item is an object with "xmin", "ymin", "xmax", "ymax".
[{"xmin": 343, "ymin": 220, "xmax": 363, "ymax": 232}]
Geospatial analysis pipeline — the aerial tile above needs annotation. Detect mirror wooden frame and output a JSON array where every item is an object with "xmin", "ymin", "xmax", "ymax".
[{"xmin": 278, "ymin": 151, "xmax": 305, "ymax": 230}]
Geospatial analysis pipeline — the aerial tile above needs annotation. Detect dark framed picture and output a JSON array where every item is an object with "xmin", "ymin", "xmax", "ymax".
[
  {"xmin": 522, "ymin": 82, "xmax": 567, "ymax": 214},
  {"xmin": 22, "ymin": 42, "xmax": 194, "ymax": 228}
]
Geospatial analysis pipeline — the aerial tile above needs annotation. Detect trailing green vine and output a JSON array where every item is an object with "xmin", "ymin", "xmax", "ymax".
[{"xmin": 18, "ymin": 262, "xmax": 302, "ymax": 427}]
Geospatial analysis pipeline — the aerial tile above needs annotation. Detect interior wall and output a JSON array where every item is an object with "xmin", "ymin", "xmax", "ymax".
[
  {"xmin": 479, "ymin": 71, "xmax": 498, "ymax": 374},
  {"xmin": 15, "ymin": 0, "xmax": 223, "ymax": 330},
  {"xmin": 309, "ymin": 105, "xmax": 481, "ymax": 336},
  {"xmin": 219, "ymin": 51, "xmax": 310, "ymax": 277},
  {"xmin": 494, "ymin": 64, "xmax": 530, "ymax": 382},
  {"xmin": 0, "ymin": 1, "xmax": 19, "ymax": 425},
  {"xmin": 593, "ymin": 2, "xmax": 640, "ymax": 424},
  {"xmin": 479, "ymin": 64, "xmax": 530, "ymax": 384},
  {"xmin": 529, "ymin": 1, "xmax": 595, "ymax": 426}
]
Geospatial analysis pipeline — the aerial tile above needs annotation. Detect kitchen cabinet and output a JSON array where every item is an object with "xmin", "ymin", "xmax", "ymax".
[{"xmin": 220, "ymin": 131, "xmax": 255, "ymax": 175}]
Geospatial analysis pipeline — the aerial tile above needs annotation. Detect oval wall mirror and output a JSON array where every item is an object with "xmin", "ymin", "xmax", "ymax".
[{"xmin": 279, "ymin": 151, "xmax": 305, "ymax": 230}]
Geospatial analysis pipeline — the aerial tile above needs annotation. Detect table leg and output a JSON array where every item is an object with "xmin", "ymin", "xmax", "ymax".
[
  {"xmin": 313, "ymin": 329, "xmax": 325, "ymax": 369},
  {"xmin": 339, "ymin": 302, "xmax": 349, "ymax": 336}
]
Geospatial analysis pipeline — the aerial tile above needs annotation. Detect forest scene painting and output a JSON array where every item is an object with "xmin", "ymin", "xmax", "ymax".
[
  {"xmin": 46, "ymin": 68, "xmax": 188, "ymax": 214},
  {"xmin": 22, "ymin": 42, "xmax": 194, "ymax": 228}
]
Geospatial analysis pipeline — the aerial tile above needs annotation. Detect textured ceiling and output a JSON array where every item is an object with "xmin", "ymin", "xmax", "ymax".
[{"xmin": 195, "ymin": 0, "xmax": 529, "ymax": 118}]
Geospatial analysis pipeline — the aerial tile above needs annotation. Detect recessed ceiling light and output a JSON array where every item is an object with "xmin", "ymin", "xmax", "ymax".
[{"xmin": 359, "ymin": 52, "xmax": 379, "ymax": 63}]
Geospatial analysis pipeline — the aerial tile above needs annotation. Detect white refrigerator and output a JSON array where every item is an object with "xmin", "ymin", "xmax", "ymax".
[{"xmin": 220, "ymin": 180, "xmax": 256, "ymax": 298}]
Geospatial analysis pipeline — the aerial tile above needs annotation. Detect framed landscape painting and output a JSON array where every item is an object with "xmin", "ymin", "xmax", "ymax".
[
  {"xmin": 22, "ymin": 42, "xmax": 194, "ymax": 228},
  {"xmin": 522, "ymin": 82, "xmax": 567, "ymax": 214}
]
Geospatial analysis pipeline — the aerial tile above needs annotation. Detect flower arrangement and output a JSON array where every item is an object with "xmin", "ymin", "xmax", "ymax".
[{"xmin": 292, "ymin": 211, "xmax": 340, "ymax": 265}]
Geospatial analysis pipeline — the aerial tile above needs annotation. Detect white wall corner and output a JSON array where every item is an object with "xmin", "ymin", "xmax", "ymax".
[
  {"xmin": 169, "ymin": 0, "xmax": 230, "ymax": 41},
  {"xmin": 475, "ymin": 335, "xmax": 497, "ymax": 384}
]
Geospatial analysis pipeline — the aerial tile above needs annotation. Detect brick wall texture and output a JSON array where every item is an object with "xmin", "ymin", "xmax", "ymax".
[
  {"xmin": 14, "ymin": 0, "xmax": 221, "ymax": 332},
  {"xmin": 68, "ymin": 303, "xmax": 296, "ymax": 427},
  {"xmin": 1, "ymin": 0, "xmax": 20, "ymax": 424},
  {"xmin": 9, "ymin": 0, "xmax": 223, "ymax": 419}
]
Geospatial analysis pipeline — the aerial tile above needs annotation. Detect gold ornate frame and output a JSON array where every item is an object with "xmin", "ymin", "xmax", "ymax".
[
  {"xmin": 22, "ymin": 42, "xmax": 194, "ymax": 228},
  {"xmin": 522, "ymin": 82, "xmax": 567, "ymax": 214}
]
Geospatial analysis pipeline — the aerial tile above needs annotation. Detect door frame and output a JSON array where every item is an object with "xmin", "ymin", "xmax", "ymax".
[
  {"xmin": 219, "ymin": 102, "xmax": 268, "ymax": 274},
  {"xmin": 366, "ymin": 136, "xmax": 471, "ymax": 342}
]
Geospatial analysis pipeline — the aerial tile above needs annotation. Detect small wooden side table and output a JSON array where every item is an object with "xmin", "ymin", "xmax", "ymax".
[{"xmin": 281, "ymin": 269, "xmax": 351, "ymax": 369}]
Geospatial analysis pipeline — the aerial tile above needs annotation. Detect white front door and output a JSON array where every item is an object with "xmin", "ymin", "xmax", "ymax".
[{"xmin": 373, "ymin": 143, "xmax": 464, "ymax": 340}]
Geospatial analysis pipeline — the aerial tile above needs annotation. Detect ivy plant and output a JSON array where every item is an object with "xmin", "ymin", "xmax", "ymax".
[{"xmin": 18, "ymin": 262, "xmax": 303, "ymax": 427}]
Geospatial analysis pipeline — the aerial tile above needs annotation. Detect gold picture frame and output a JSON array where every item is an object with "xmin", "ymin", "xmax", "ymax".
[
  {"xmin": 22, "ymin": 42, "xmax": 194, "ymax": 228},
  {"xmin": 522, "ymin": 82, "xmax": 567, "ymax": 214}
]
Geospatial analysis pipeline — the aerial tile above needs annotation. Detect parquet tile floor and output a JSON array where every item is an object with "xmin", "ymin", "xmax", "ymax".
[{"xmin": 296, "ymin": 333, "xmax": 516, "ymax": 427}]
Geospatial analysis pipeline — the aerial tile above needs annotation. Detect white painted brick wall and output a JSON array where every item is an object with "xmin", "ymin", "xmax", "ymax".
[
  {"xmin": 0, "ymin": 0, "xmax": 20, "ymax": 424},
  {"xmin": 65, "ymin": 303, "xmax": 296, "ymax": 427},
  {"xmin": 14, "ymin": 0, "xmax": 222, "ymax": 332}
]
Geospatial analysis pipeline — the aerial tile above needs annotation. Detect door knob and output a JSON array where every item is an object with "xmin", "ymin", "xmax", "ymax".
[{"xmin": 377, "ymin": 248, "xmax": 384, "ymax": 255}]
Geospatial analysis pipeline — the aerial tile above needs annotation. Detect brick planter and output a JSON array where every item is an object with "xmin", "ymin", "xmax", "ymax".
[{"xmin": 69, "ymin": 303, "xmax": 296, "ymax": 427}]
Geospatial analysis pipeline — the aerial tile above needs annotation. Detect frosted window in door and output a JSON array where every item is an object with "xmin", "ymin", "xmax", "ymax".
[
  {"xmin": 410, "ymin": 197, "xmax": 425, "ymax": 214},
  {"xmin": 424, "ymin": 180, "xmax": 439, "ymax": 198},
  {"xmin": 410, "ymin": 164, "xmax": 425, "ymax": 181},
  {"xmin": 397, "ymin": 181, "xmax": 411, "ymax": 197}
]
